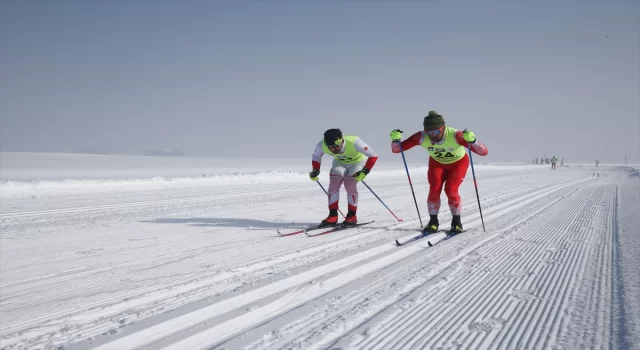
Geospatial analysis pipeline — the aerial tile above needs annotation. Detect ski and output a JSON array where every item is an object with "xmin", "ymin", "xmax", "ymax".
[
  {"xmin": 425, "ymin": 229, "xmax": 468, "ymax": 246},
  {"xmin": 305, "ymin": 221, "xmax": 375, "ymax": 237},
  {"xmin": 395, "ymin": 229, "xmax": 467, "ymax": 246},
  {"xmin": 395, "ymin": 230, "xmax": 444, "ymax": 246},
  {"xmin": 276, "ymin": 224, "xmax": 337, "ymax": 237}
]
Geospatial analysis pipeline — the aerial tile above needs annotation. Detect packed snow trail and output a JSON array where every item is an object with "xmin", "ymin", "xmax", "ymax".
[{"xmin": 1, "ymin": 162, "xmax": 636, "ymax": 350}]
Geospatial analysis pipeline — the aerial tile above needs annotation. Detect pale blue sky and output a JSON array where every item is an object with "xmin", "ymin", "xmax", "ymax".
[{"xmin": 1, "ymin": 0, "xmax": 638, "ymax": 163}]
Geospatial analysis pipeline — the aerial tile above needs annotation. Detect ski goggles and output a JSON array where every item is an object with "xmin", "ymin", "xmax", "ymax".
[
  {"xmin": 424, "ymin": 125, "xmax": 445, "ymax": 136},
  {"xmin": 328, "ymin": 143, "xmax": 342, "ymax": 151}
]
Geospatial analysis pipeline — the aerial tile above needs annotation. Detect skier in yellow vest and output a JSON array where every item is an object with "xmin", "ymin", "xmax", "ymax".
[
  {"xmin": 390, "ymin": 111, "xmax": 488, "ymax": 234},
  {"xmin": 309, "ymin": 129, "xmax": 378, "ymax": 226}
]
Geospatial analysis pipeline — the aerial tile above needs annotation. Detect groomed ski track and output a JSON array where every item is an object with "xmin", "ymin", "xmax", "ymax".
[{"xmin": 0, "ymin": 166, "xmax": 634, "ymax": 350}]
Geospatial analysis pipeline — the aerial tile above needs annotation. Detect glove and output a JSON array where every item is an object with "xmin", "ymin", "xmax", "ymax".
[
  {"xmin": 463, "ymin": 129, "xmax": 476, "ymax": 143},
  {"xmin": 390, "ymin": 129, "xmax": 403, "ymax": 142},
  {"xmin": 353, "ymin": 167, "xmax": 370, "ymax": 181},
  {"xmin": 309, "ymin": 168, "xmax": 320, "ymax": 181}
]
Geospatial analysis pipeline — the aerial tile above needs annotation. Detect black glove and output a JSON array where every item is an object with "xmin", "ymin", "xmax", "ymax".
[{"xmin": 309, "ymin": 168, "xmax": 320, "ymax": 181}]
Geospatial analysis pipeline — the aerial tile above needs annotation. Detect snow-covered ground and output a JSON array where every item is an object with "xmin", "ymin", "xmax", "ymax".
[{"xmin": 1, "ymin": 152, "xmax": 638, "ymax": 350}]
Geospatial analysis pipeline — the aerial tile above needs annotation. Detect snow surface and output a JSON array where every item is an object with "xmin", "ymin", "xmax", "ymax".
[{"xmin": 1, "ymin": 152, "xmax": 638, "ymax": 350}]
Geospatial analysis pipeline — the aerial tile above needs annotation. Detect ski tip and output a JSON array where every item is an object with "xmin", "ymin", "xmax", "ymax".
[
  {"xmin": 278, "ymin": 229, "xmax": 304, "ymax": 237},
  {"xmin": 395, "ymin": 239, "xmax": 402, "ymax": 246},
  {"xmin": 427, "ymin": 241, "xmax": 433, "ymax": 247}
]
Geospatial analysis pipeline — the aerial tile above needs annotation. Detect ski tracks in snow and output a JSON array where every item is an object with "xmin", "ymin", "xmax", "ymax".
[{"xmin": 0, "ymin": 169, "xmax": 627, "ymax": 350}]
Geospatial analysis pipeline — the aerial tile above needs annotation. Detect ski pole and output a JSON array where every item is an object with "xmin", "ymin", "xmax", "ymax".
[
  {"xmin": 465, "ymin": 131, "xmax": 486, "ymax": 231},
  {"xmin": 361, "ymin": 180, "xmax": 403, "ymax": 222},
  {"xmin": 396, "ymin": 140, "xmax": 423, "ymax": 227},
  {"xmin": 316, "ymin": 181, "xmax": 346, "ymax": 218}
]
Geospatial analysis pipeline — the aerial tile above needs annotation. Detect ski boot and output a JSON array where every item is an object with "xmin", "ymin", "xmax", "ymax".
[
  {"xmin": 342, "ymin": 210, "xmax": 357, "ymax": 226},
  {"xmin": 423, "ymin": 215, "xmax": 439, "ymax": 234},
  {"xmin": 320, "ymin": 209, "xmax": 339, "ymax": 227},
  {"xmin": 450, "ymin": 215, "xmax": 463, "ymax": 235}
]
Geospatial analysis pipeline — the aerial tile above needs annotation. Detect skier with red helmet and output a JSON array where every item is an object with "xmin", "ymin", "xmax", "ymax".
[
  {"xmin": 310, "ymin": 129, "xmax": 378, "ymax": 227},
  {"xmin": 390, "ymin": 111, "xmax": 488, "ymax": 234}
]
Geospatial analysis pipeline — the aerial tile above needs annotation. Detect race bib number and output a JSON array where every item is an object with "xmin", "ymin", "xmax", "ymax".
[{"xmin": 433, "ymin": 151, "xmax": 457, "ymax": 159}]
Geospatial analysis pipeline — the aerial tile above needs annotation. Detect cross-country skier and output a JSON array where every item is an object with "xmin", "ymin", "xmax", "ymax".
[
  {"xmin": 389, "ymin": 111, "xmax": 488, "ymax": 234},
  {"xmin": 551, "ymin": 156, "xmax": 558, "ymax": 170},
  {"xmin": 310, "ymin": 129, "xmax": 378, "ymax": 226}
]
